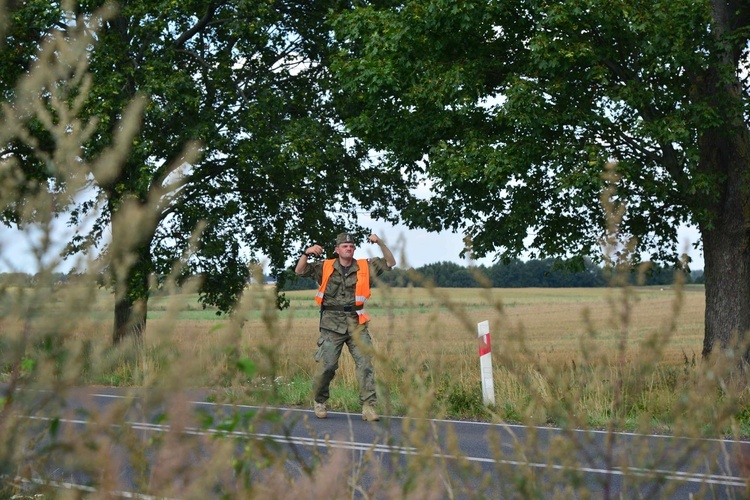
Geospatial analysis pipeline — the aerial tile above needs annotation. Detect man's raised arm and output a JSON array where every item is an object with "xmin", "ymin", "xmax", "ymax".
[{"xmin": 368, "ymin": 234, "xmax": 396, "ymax": 268}]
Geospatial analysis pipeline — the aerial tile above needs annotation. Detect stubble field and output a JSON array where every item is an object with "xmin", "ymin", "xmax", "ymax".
[
  {"xmin": 106, "ymin": 284, "xmax": 706, "ymax": 422},
  {"xmin": 6, "ymin": 282, "xmax": 709, "ymax": 426},
  {"xmin": 149, "ymin": 284, "xmax": 705, "ymax": 378}
]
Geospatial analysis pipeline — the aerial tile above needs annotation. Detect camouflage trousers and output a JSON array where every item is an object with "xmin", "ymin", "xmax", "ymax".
[{"xmin": 312, "ymin": 325, "xmax": 377, "ymax": 406}]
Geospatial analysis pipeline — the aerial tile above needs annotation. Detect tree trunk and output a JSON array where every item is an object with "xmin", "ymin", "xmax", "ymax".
[
  {"xmin": 699, "ymin": 131, "xmax": 750, "ymax": 361},
  {"xmin": 110, "ymin": 216, "xmax": 154, "ymax": 345},
  {"xmin": 701, "ymin": 219, "xmax": 750, "ymax": 361},
  {"xmin": 113, "ymin": 293, "xmax": 148, "ymax": 345},
  {"xmin": 696, "ymin": 3, "xmax": 750, "ymax": 361}
]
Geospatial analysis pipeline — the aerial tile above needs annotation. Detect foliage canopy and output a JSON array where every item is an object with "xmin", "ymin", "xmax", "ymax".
[
  {"xmin": 0, "ymin": 0, "xmax": 411, "ymax": 341},
  {"xmin": 330, "ymin": 0, "xmax": 750, "ymax": 359}
]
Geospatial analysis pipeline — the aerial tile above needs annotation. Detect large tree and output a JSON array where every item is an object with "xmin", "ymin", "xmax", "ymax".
[
  {"xmin": 0, "ymin": 0, "xmax": 409, "ymax": 343},
  {"xmin": 330, "ymin": 0, "xmax": 750, "ymax": 361}
]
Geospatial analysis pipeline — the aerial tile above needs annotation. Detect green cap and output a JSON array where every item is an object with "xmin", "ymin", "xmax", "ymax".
[{"xmin": 336, "ymin": 232, "xmax": 356, "ymax": 245}]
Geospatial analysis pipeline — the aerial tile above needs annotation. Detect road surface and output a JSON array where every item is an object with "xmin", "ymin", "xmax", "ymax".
[{"xmin": 10, "ymin": 386, "xmax": 750, "ymax": 498}]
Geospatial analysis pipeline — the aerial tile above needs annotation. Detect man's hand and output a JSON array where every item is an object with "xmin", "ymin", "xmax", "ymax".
[
  {"xmin": 305, "ymin": 244, "xmax": 324, "ymax": 257},
  {"xmin": 296, "ymin": 244, "xmax": 323, "ymax": 275},
  {"xmin": 367, "ymin": 234, "xmax": 380, "ymax": 244}
]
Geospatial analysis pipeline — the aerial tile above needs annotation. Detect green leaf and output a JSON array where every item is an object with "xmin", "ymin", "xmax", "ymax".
[{"xmin": 236, "ymin": 358, "xmax": 256, "ymax": 379}]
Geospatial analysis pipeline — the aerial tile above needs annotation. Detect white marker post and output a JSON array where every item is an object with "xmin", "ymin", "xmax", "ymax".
[{"xmin": 477, "ymin": 320, "xmax": 495, "ymax": 406}]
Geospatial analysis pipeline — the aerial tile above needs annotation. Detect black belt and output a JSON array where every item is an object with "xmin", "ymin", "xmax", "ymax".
[{"xmin": 321, "ymin": 304, "xmax": 363, "ymax": 312}]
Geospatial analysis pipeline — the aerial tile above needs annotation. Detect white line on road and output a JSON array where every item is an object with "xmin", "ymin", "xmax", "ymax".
[
  {"xmin": 88, "ymin": 392, "xmax": 750, "ymax": 446},
  {"xmin": 27, "ymin": 415, "xmax": 748, "ymax": 489}
]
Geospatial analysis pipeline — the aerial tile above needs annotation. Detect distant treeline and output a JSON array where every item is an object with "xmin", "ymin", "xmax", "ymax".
[
  {"xmin": 0, "ymin": 258, "xmax": 704, "ymax": 291},
  {"xmin": 282, "ymin": 258, "xmax": 704, "ymax": 290}
]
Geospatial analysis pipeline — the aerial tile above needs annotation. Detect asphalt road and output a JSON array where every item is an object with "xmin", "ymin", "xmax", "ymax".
[{"xmin": 11, "ymin": 386, "xmax": 750, "ymax": 498}]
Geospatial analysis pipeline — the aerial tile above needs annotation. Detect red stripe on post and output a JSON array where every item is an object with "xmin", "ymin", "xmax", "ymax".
[{"xmin": 479, "ymin": 333, "xmax": 491, "ymax": 357}]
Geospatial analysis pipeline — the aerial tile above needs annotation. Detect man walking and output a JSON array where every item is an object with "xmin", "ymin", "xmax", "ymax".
[{"xmin": 295, "ymin": 232, "xmax": 396, "ymax": 421}]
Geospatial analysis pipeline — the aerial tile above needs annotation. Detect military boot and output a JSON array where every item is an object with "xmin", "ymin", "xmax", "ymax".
[
  {"xmin": 362, "ymin": 403, "xmax": 380, "ymax": 422},
  {"xmin": 314, "ymin": 402, "xmax": 327, "ymax": 419}
]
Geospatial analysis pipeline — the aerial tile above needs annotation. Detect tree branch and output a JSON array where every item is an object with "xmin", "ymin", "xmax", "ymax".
[{"xmin": 173, "ymin": 2, "xmax": 220, "ymax": 49}]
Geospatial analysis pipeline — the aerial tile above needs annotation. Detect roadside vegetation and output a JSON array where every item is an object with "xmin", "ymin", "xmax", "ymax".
[
  {"xmin": 0, "ymin": 281, "xmax": 720, "ymax": 432},
  {"xmin": 3, "ymin": 268, "xmax": 750, "ymax": 497},
  {"xmin": 2, "ymin": 1, "xmax": 750, "ymax": 498}
]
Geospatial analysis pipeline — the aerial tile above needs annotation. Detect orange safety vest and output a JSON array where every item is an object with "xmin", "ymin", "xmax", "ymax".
[{"xmin": 315, "ymin": 259, "xmax": 371, "ymax": 324}]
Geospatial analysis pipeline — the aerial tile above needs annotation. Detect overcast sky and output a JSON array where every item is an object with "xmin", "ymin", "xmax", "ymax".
[
  {"xmin": 365, "ymin": 222, "xmax": 705, "ymax": 270},
  {"xmin": 0, "ymin": 219, "xmax": 704, "ymax": 274}
]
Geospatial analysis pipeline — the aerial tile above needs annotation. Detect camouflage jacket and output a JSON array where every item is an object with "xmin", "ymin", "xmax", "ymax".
[{"xmin": 298, "ymin": 257, "xmax": 390, "ymax": 333}]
